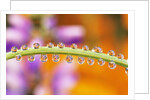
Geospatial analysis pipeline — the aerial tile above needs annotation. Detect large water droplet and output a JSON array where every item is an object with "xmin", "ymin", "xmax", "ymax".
[
  {"xmin": 28, "ymin": 55, "xmax": 35, "ymax": 62},
  {"xmin": 98, "ymin": 58, "xmax": 105, "ymax": 66},
  {"xmin": 47, "ymin": 42, "xmax": 54, "ymax": 48},
  {"xmin": 117, "ymin": 53, "xmax": 124, "ymax": 60},
  {"xmin": 21, "ymin": 44, "xmax": 28, "ymax": 50},
  {"xmin": 125, "ymin": 68, "xmax": 128, "ymax": 75},
  {"xmin": 108, "ymin": 61, "xmax": 116, "ymax": 69},
  {"xmin": 11, "ymin": 46, "xmax": 18, "ymax": 53},
  {"xmin": 52, "ymin": 54, "xmax": 60, "ymax": 62},
  {"xmin": 66, "ymin": 55, "xmax": 73, "ymax": 63},
  {"xmin": 108, "ymin": 50, "xmax": 115, "ymax": 56},
  {"xmin": 71, "ymin": 43, "xmax": 77, "ymax": 49},
  {"xmin": 40, "ymin": 54, "xmax": 48, "ymax": 62},
  {"xmin": 82, "ymin": 45, "xmax": 89, "ymax": 51},
  {"xmin": 92, "ymin": 47, "xmax": 102, "ymax": 53},
  {"xmin": 33, "ymin": 43, "xmax": 40, "ymax": 49},
  {"xmin": 16, "ymin": 54, "xmax": 22, "ymax": 61},
  {"xmin": 57, "ymin": 42, "xmax": 65, "ymax": 48},
  {"xmin": 78, "ymin": 57, "xmax": 85, "ymax": 64},
  {"xmin": 87, "ymin": 58, "xmax": 94, "ymax": 65}
]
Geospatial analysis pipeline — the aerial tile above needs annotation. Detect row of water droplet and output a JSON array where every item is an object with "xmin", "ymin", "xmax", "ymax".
[{"xmin": 11, "ymin": 42, "xmax": 128, "ymax": 75}]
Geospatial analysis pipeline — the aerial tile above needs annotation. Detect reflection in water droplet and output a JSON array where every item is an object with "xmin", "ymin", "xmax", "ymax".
[
  {"xmin": 98, "ymin": 58, "xmax": 105, "ymax": 66},
  {"xmin": 108, "ymin": 50, "xmax": 115, "ymax": 56},
  {"xmin": 108, "ymin": 61, "xmax": 116, "ymax": 69},
  {"xmin": 82, "ymin": 45, "xmax": 89, "ymax": 51},
  {"xmin": 87, "ymin": 58, "xmax": 94, "ymax": 65},
  {"xmin": 117, "ymin": 53, "xmax": 124, "ymax": 60},
  {"xmin": 40, "ymin": 54, "xmax": 48, "ymax": 62},
  {"xmin": 92, "ymin": 47, "xmax": 102, "ymax": 53},
  {"xmin": 52, "ymin": 54, "xmax": 60, "ymax": 62},
  {"xmin": 28, "ymin": 55, "xmax": 35, "ymax": 62},
  {"xmin": 33, "ymin": 43, "xmax": 40, "ymax": 49},
  {"xmin": 47, "ymin": 42, "xmax": 54, "ymax": 48},
  {"xmin": 125, "ymin": 68, "xmax": 128, "ymax": 75},
  {"xmin": 21, "ymin": 44, "xmax": 28, "ymax": 50},
  {"xmin": 11, "ymin": 46, "xmax": 18, "ymax": 53},
  {"xmin": 66, "ymin": 55, "xmax": 73, "ymax": 63},
  {"xmin": 78, "ymin": 57, "xmax": 85, "ymax": 64},
  {"xmin": 57, "ymin": 42, "xmax": 65, "ymax": 48},
  {"xmin": 16, "ymin": 54, "xmax": 22, "ymax": 61},
  {"xmin": 71, "ymin": 43, "xmax": 77, "ymax": 49}
]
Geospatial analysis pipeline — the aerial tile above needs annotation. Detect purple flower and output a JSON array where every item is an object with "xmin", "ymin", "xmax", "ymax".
[
  {"xmin": 42, "ymin": 15, "xmax": 57, "ymax": 30},
  {"xmin": 8, "ymin": 14, "xmax": 32, "ymax": 31},
  {"xmin": 6, "ymin": 73, "xmax": 27, "ymax": 95},
  {"xmin": 52, "ymin": 61, "xmax": 78, "ymax": 95},
  {"xmin": 6, "ymin": 28, "xmax": 31, "ymax": 52},
  {"xmin": 6, "ymin": 59, "xmax": 28, "ymax": 95},
  {"xmin": 33, "ymin": 84, "xmax": 52, "ymax": 95},
  {"xmin": 56, "ymin": 26, "xmax": 85, "ymax": 44}
]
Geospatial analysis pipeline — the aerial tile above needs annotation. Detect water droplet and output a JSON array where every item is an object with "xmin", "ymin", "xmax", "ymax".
[
  {"xmin": 108, "ymin": 61, "xmax": 116, "ymax": 69},
  {"xmin": 87, "ymin": 58, "xmax": 94, "ymax": 65},
  {"xmin": 82, "ymin": 45, "xmax": 89, "ymax": 51},
  {"xmin": 33, "ymin": 43, "xmax": 40, "ymax": 49},
  {"xmin": 71, "ymin": 43, "xmax": 77, "ymax": 49},
  {"xmin": 16, "ymin": 54, "xmax": 22, "ymax": 61},
  {"xmin": 108, "ymin": 50, "xmax": 115, "ymax": 56},
  {"xmin": 117, "ymin": 53, "xmax": 124, "ymax": 60},
  {"xmin": 78, "ymin": 57, "xmax": 85, "ymax": 64},
  {"xmin": 66, "ymin": 55, "xmax": 73, "ymax": 63},
  {"xmin": 98, "ymin": 58, "xmax": 105, "ymax": 66},
  {"xmin": 11, "ymin": 46, "xmax": 18, "ymax": 53},
  {"xmin": 92, "ymin": 47, "xmax": 102, "ymax": 53},
  {"xmin": 47, "ymin": 42, "xmax": 54, "ymax": 48},
  {"xmin": 21, "ymin": 44, "xmax": 28, "ymax": 50},
  {"xmin": 125, "ymin": 68, "xmax": 128, "ymax": 75},
  {"xmin": 57, "ymin": 42, "xmax": 65, "ymax": 48},
  {"xmin": 52, "ymin": 54, "xmax": 60, "ymax": 62},
  {"xmin": 40, "ymin": 54, "xmax": 48, "ymax": 62},
  {"xmin": 28, "ymin": 55, "xmax": 35, "ymax": 62}
]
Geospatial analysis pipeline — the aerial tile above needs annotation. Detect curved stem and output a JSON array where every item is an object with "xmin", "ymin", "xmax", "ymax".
[{"xmin": 6, "ymin": 47, "xmax": 128, "ymax": 68}]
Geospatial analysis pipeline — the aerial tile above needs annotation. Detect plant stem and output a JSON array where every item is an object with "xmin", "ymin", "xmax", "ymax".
[{"xmin": 6, "ymin": 47, "xmax": 128, "ymax": 68}]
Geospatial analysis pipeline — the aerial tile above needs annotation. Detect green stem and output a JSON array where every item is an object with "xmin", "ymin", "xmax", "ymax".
[{"xmin": 6, "ymin": 47, "xmax": 128, "ymax": 68}]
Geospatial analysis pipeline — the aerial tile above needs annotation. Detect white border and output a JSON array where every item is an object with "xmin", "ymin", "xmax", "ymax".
[{"xmin": 0, "ymin": 11, "xmax": 135, "ymax": 100}]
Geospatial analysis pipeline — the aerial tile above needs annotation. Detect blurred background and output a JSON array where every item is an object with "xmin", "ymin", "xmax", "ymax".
[{"xmin": 6, "ymin": 14, "xmax": 128, "ymax": 95}]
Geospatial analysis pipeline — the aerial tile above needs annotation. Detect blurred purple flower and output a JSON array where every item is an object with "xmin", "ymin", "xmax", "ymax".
[
  {"xmin": 43, "ymin": 15, "xmax": 57, "ymax": 30},
  {"xmin": 6, "ymin": 59, "xmax": 28, "ymax": 95},
  {"xmin": 52, "ymin": 61, "xmax": 78, "ymax": 95},
  {"xmin": 6, "ymin": 28, "xmax": 30, "ymax": 52},
  {"xmin": 8, "ymin": 14, "xmax": 32, "ymax": 31},
  {"xmin": 33, "ymin": 84, "xmax": 52, "ymax": 95},
  {"xmin": 7, "ymin": 59, "xmax": 23, "ymax": 73},
  {"xmin": 56, "ymin": 26, "xmax": 85, "ymax": 44},
  {"xmin": 6, "ymin": 73, "xmax": 27, "ymax": 95}
]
